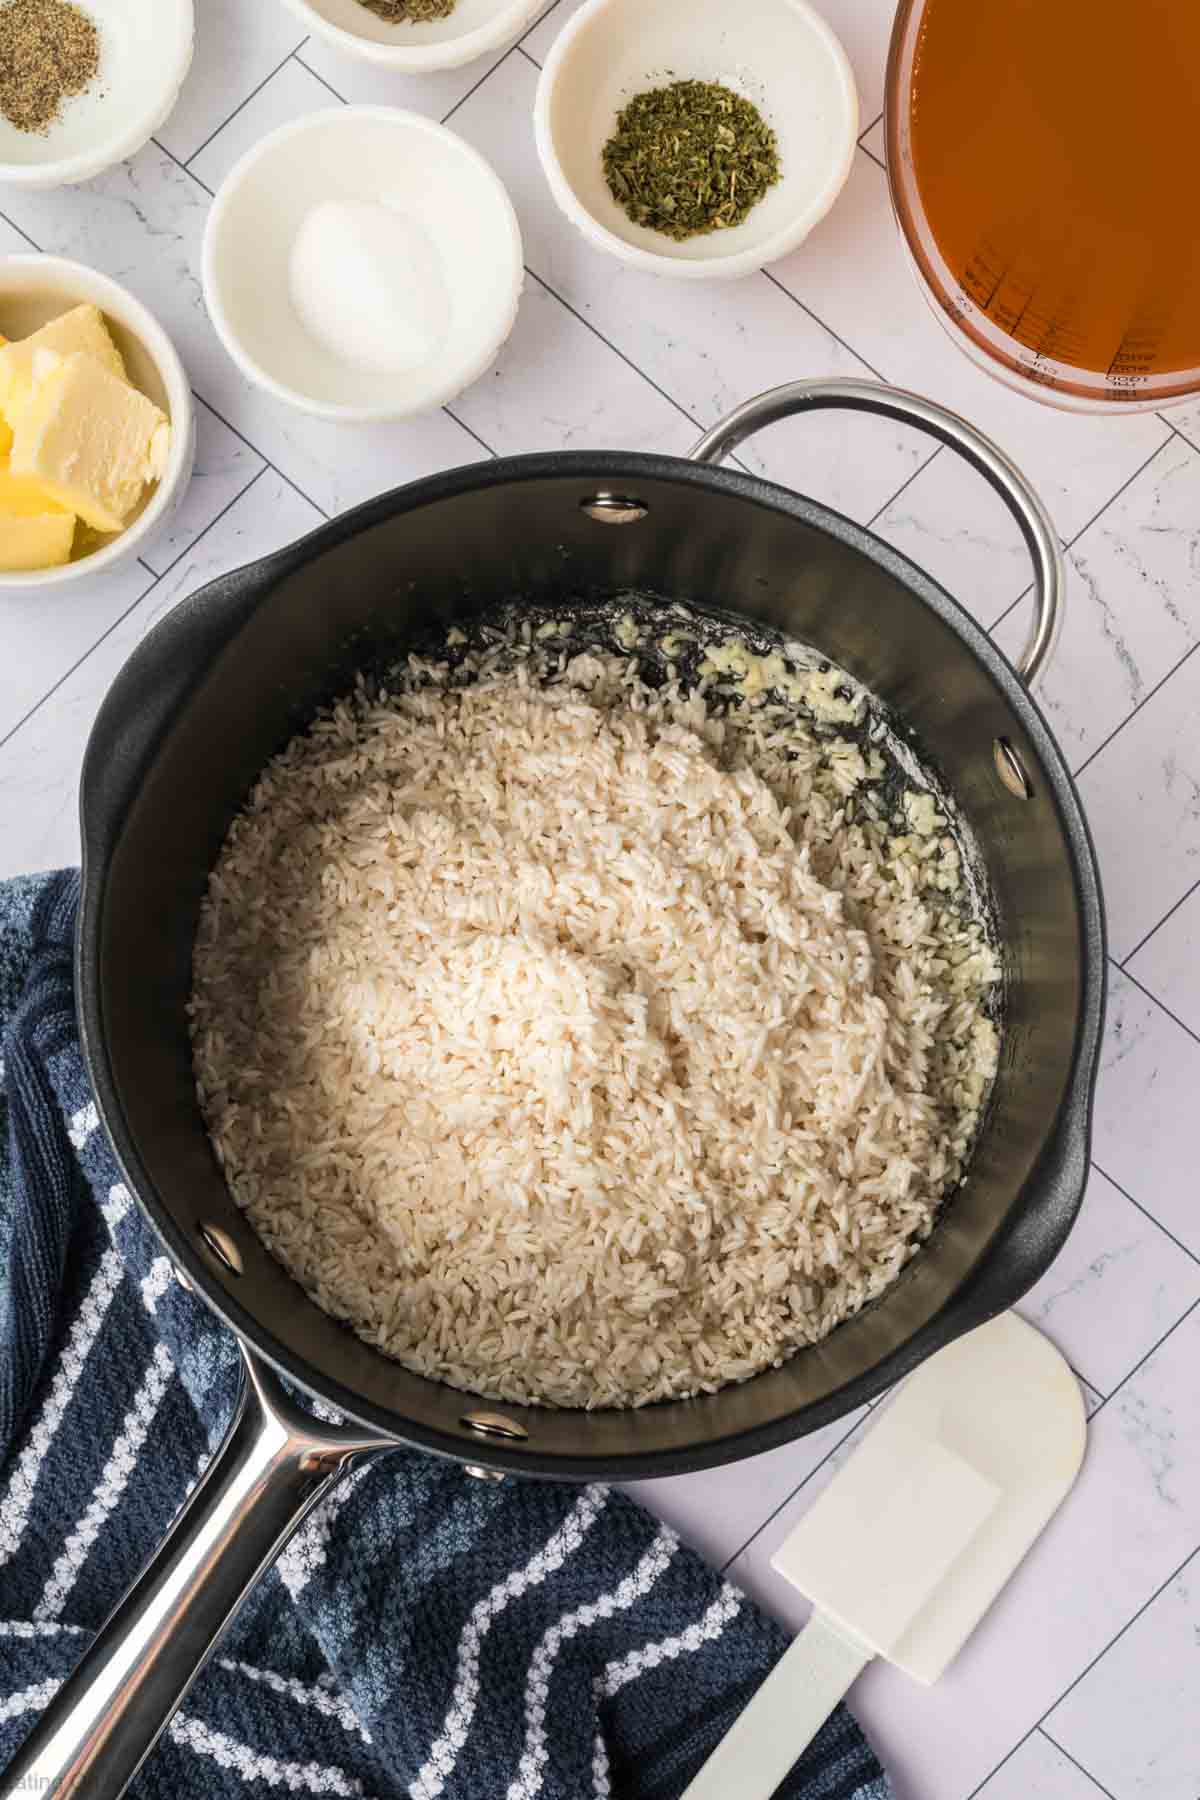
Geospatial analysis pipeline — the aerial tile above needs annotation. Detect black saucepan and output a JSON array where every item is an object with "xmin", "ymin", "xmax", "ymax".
[{"xmin": 3, "ymin": 381, "xmax": 1104, "ymax": 1799}]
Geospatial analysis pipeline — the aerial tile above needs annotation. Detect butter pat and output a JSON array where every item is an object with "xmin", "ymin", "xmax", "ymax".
[
  {"xmin": 0, "ymin": 474, "xmax": 74, "ymax": 570},
  {"xmin": 0, "ymin": 512, "xmax": 75, "ymax": 570},
  {"xmin": 11, "ymin": 351, "xmax": 170, "ymax": 534},
  {"xmin": 0, "ymin": 451, "xmax": 75, "ymax": 569},
  {"xmin": 0, "ymin": 305, "xmax": 125, "ymax": 421},
  {"xmin": 0, "ymin": 338, "xmax": 10, "ymax": 455},
  {"xmin": 0, "ymin": 455, "xmax": 72, "ymax": 516}
]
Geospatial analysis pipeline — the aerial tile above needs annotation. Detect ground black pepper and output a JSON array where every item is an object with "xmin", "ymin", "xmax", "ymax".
[{"xmin": 0, "ymin": 0, "xmax": 99, "ymax": 136}]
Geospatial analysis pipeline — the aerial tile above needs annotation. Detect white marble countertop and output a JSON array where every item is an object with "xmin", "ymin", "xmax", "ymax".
[{"xmin": 3, "ymin": 3, "xmax": 1198, "ymax": 1796}]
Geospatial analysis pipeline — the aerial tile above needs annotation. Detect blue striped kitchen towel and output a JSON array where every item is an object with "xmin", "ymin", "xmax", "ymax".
[{"xmin": 0, "ymin": 870, "xmax": 890, "ymax": 1800}]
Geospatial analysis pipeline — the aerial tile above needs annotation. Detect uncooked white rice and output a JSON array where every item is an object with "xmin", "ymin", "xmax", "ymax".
[{"xmin": 190, "ymin": 610, "xmax": 1000, "ymax": 1409}]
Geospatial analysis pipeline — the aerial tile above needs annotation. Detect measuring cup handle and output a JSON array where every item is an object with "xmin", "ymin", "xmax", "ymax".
[{"xmin": 689, "ymin": 378, "xmax": 1063, "ymax": 687}]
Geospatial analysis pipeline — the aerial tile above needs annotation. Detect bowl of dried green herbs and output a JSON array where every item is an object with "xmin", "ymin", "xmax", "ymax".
[
  {"xmin": 278, "ymin": 0, "xmax": 546, "ymax": 71},
  {"xmin": 534, "ymin": 0, "xmax": 858, "ymax": 279}
]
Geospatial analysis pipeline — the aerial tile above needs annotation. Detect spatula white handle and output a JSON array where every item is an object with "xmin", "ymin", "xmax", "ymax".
[{"xmin": 681, "ymin": 1610, "xmax": 871, "ymax": 1800}]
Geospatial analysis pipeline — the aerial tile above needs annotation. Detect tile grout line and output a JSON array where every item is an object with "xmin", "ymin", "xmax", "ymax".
[
  {"xmin": 717, "ymin": 1411, "xmax": 869, "ymax": 1573},
  {"xmin": 521, "ymin": 0, "xmax": 561, "ymax": 34},
  {"xmin": 1091, "ymin": 1159, "xmax": 1200, "ymax": 1269},
  {"xmin": 1087, "ymin": 1293, "xmax": 1200, "ymax": 1424},
  {"xmin": 185, "ymin": 38, "xmax": 310, "ymax": 168},
  {"xmin": 188, "ymin": 390, "xmax": 330, "ymax": 519},
  {"xmin": 517, "ymin": 213, "xmax": 905, "ymax": 462},
  {"xmin": 1166, "ymin": 416, "xmax": 1200, "ymax": 460},
  {"xmin": 760, "ymin": 268, "xmax": 889, "ymax": 383},
  {"xmin": 986, "ymin": 426, "xmax": 1174, "ymax": 641},
  {"xmin": 443, "ymin": 405, "xmax": 497, "ymax": 459},
  {"xmin": 1059, "ymin": 432, "xmax": 1174, "ymax": 554},
  {"xmin": 514, "ymin": 0, "xmax": 564, "ymax": 62},
  {"xmin": 442, "ymin": 43, "xmax": 521, "ymax": 125},
  {"xmin": 864, "ymin": 443, "xmax": 942, "ymax": 529},
  {"xmin": 983, "ymin": 429, "xmax": 1186, "ymax": 738},
  {"xmin": 516, "ymin": 41, "xmax": 541, "ymax": 70},
  {"xmin": 1161, "ymin": 421, "xmax": 1198, "ymax": 460},
  {"xmin": 859, "ymin": 141, "xmax": 885, "ymax": 172},
  {"xmin": 143, "ymin": 463, "xmax": 270, "ymax": 585},
  {"xmin": 1036, "ymin": 1727, "xmax": 1120, "ymax": 1800},
  {"xmin": 1111, "ymin": 956, "xmax": 1200, "ymax": 1053},
  {"xmin": 1070, "ymin": 1363, "xmax": 1104, "ymax": 1407},
  {"xmin": 0, "ymin": 464, "xmax": 269, "ymax": 756},
  {"xmin": 858, "ymin": 110, "xmax": 884, "ymax": 144},
  {"xmin": 522, "ymin": 265, "xmax": 707, "ymax": 433},
  {"xmin": 291, "ymin": 50, "xmax": 347, "ymax": 104},
  {"xmin": 983, "ymin": 426, "xmax": 1176, "ymax": 647},
  {"xmin": 0, "ymin": 573, "xmax": 158, "ymax": 755},
  {"xmin": 965, "ymin": 1541, "xmax": 1200, "ymax": 1799},
  {"xmin": 0, "ymin": 208, "xmax": 41, "ymax": 255},
  {"xmin": 1121, "ymin": 870, "xmax": 1200, "ymax": 966},
  {"xmin": 986, "ymin": 588, "xmax": 1028, "ymax": 638},
  {"xmin": 152, "ymin": 135, "xmax": 213, "ymax": 196},
  {"xmin": 1072, "ymin": 638, "xmax": 1200, "ymax": 780}
]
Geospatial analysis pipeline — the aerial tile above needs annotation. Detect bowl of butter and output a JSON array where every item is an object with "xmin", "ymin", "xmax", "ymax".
[{"xmin": 0, "ymin": 256, "xmax": 194, "ymax": 590}]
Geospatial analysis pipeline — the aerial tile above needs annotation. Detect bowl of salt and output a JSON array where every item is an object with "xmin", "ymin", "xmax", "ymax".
[{"xmin": 201, "ymin": 107, "xmax": 523, "ymax": 422}]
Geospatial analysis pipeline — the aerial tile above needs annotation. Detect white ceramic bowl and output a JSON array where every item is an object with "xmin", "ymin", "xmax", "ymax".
[
  {"xmin": 0, "ymin": 0, "xmax": 193, "ymax": 190},
  {"xmin": 0, "ymin": 257, "xmax": 195, "ymax": 595},
  {"xmin": 535, "ymin": 0, "xmax": 858, "ymax": 280},
  {"xmin": 203, "ymin": 108, "xmax": 523, "ymax": 423},
  {"xmin": 277, "ymin": 0, "xmax": 545, "ymax": 71}
]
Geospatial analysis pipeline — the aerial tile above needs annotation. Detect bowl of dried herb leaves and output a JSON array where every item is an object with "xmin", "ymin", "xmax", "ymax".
[
  {"xmin": 535, "ymin": 0, "xmax": 857, "ymax": 279},
  {"xmin": 278, "ymin": 0, "xmax": 546, "ymax": 71},
  {"xmin": 0, "ymin": 0, "xmax": 192, "ymax": 189}
]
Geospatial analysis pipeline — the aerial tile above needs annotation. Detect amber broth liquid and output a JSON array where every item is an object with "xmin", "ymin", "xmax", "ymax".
[{"xmin": 909, "ymin": 0, "xmax": 1200, "ymax": 386}]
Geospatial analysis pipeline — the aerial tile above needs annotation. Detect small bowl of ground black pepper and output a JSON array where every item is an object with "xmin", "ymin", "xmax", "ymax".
[
  {"xmin": 0, "ymin": 0, "xmax": 193, "ymax": 188},
  {"xmin": 278, "ymin": 0, "xmax": 546, "ymax": 72},
  {"xmin": 534, "ymin": 0, "xmax": 857, "ymax": 280}
]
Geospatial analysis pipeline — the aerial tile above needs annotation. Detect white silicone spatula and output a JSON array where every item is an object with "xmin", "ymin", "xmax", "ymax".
[{"xmin": 682, "ymin": 1313, "xmax": 1086, "ymax": 1800}]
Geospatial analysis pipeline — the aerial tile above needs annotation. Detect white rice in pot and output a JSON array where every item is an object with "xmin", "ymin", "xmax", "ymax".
[{"xmin": 189, "ymin": 607, "xmax": 1000, "ymax": 1409}]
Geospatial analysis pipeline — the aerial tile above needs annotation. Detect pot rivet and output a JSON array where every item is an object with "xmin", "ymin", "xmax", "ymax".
[
  {"xmin": 462, "ymin": 1411, "xmax": 529, "ymax": 1442},
  {"xmin": 580, "ymin": 493, "xmax": 649, "ymax": 525},
  {"xmin": 993, "ymin": 737, "xmax": 1034, "ymax": 800},
  {"xmin": 199, "ymin": 1222, "xmax": 244, "ymax": 1276},
  {"xmin": 464, "ymin": 1464, "xmax": 508, "ymax": 1483}
]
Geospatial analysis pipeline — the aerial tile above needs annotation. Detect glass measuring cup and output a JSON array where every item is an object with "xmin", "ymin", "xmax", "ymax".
[{"xmin": 884, "ymin": 0, "xmax": 1200, "ymax": 412}]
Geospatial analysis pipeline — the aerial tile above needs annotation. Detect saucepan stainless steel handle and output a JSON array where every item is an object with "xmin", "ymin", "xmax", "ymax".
[
  {"xmin": 690, "ymin": 378, "xmax": 1064, "ymax": 687},
  {"xmin": 0, "ymin": 1345, "xmax": 392, "ymax": 1800}
]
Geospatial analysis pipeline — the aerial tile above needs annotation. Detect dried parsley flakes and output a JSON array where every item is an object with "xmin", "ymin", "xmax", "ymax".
[
  {"xmin": 602, "ymin": 80, "xmax": 781, "ymax": 242},
  {"xmin": 354, "ymin": 0, "xmax": 456, "ymax": 20}
]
